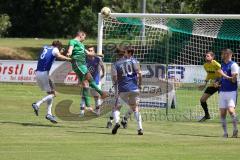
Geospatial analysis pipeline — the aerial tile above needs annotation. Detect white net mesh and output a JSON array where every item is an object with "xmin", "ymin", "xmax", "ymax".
[{"xmin": 100, "ymin": 14, "xmax": 240, "ymax": 121}]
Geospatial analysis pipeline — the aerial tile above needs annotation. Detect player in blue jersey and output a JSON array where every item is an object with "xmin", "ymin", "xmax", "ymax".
[
  {"xmin": 32, "ymin": 40, "xmax": 71, "ymax": 123},
  {"xmin": 217, "ymin": 49, "xmax": 238, "ymax": 138},
  {"xmin": 120, "ymin": 47, "xmax": 137, "ymax": 128},
  {"xmin": 79, "ymin": 45, "xmax": 105, "ymax": 116},
  {"xmin": 111, "ymin": 47, "xmax": 143, "ymax": 135},
  {"xmin": 106, "ymin": 47, "xmax": 139, "ymax": 129}
]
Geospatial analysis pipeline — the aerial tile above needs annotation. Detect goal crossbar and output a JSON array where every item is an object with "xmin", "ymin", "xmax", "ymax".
[{"xmin": 110, "ymin": 13, "xmax": 240, "ymax": 19}]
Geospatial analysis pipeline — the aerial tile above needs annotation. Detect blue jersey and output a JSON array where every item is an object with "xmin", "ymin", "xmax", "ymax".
[
  {"xmin": 86, "ymin": 56, "xmax": 101, "ymax": 85},
  {"xmin": 112, "ymin": 57, "xmax": 139, "ymax": 92},
  {"xmin": 36, "ymin": 46, "xmax": 57, "ymax": 72},
  {"xmin": 220, "ymin": 61, "xmax": 238, "ymax": 92}
]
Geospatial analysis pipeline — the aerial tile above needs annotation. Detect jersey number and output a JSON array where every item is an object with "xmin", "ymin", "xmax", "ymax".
[
  {"xmin": 40, "ymin": 48, "xmax": 48, "ymax": 59},
  {"xmin": 120, "ymin": 62, "xmax": 133, "ymax": 76}
]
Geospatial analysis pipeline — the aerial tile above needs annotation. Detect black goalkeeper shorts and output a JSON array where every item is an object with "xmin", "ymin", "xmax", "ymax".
[{"xmin": 204, "ymin": 87, "xmax": 219, "ymax": 95}]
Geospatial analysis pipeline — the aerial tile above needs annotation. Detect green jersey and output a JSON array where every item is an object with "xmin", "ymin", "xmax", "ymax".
[{"xmin": 68, "ymin": 39, "xmax": 86, "ymax": 64}]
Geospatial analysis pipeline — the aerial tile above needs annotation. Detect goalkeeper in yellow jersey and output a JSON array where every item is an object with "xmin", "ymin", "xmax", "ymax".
[{"xmin": 198, "ymin": 51, "xmax": 232, "ymax": 122}]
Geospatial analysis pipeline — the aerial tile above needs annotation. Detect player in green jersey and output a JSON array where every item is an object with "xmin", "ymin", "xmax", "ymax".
[{"xmin": 67, "ymin": 31, "xmax": 108, "ymax": 113}]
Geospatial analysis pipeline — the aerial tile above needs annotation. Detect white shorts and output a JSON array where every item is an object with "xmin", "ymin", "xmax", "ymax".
[
  {"xmin": 119, "ymin": 90, "xmax": 140, "ymax": 106},
  {"xmin": 219, "ymin": 91, "xmax": 237, "ymax": 109},
  {"xmin": 36, "ymin": 71, "xmax": 54, "ymax": 92},
  {"xmin": 90, "ymin": 83, "xmax": 101, "ymax": 97}
]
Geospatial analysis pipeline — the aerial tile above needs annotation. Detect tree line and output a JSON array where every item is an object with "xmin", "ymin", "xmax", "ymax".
[{"xmin": 0, "ymin": 0, "xmax": 240, "ymax": 38}]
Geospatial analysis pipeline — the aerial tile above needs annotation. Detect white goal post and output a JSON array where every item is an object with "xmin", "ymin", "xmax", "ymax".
[{"xmin": 97, "ymin": 13, "xmax": 240, "ymax": 121}]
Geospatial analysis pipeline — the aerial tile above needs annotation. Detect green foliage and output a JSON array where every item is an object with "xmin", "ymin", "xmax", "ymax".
[
  {"xmin": 0, "ymin": 0, "xmax": 240, "ymax": 37},
  {"xmin": 78, "ymin": 6, "xmax": 97, "ymax": 37},
  {"xmin": 0, "ymin": 14, "xmax": 11, "ymax": 37}
]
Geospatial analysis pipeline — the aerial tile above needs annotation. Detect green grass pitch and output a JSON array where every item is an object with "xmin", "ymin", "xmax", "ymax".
[{"xmin": 0, "ymin": 83, "xmax": 240, "ymax": 160}]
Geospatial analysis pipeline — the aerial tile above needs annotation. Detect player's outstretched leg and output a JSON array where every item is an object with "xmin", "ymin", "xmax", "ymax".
[
  {"xmin": 45, "ymin": 93, "xmax": 57, "ymax": 123},
  {"xmin": 86, "ymin": 73, "xmax": 109, "ymax": 99},
  {"xmin": 112, "ymin": 110, "xmax": 121, "ymax": 134},
  {"xmin": 32, "ymin": 94, "xmax": 54, "ymax": 116}
]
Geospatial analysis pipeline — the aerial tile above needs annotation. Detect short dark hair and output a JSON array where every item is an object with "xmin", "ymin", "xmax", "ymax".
[
  {"xmin": 76, "ymin": 31, "xmax": 86, "ymax": 36},
  {"xmin": 222, "ymin": 48, "xmax": 233, "ymax": 54},
  {"xmin": 87, "ymin": 45, "xmax": 95, "ymax": 50},
  {"xmin": 116, "ymin": 47, "xmax": 125, "ymax": 55},
  {"xmin": 205, "ymin": 51, "xmax": 215, "ymax": 57},
  {"xmin": 126, "ymin": 46, "xmax": 134, "ymax": 55},
  {"xmin": 52, "ymin": 40, "xmax": 62, "ymax": 49}
]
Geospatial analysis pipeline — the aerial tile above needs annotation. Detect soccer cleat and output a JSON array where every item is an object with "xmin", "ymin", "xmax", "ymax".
[
  {"xmin": 106, "ymin": 121, "xmax": 112, "ymax": 129},
  {"xmin": 112, "ymin": 123, "xmax": 120, "ymax": 135},
  {"xmin": 223, "ymin": 133, "xmax": 228, "ymax": 138},
  {"xmin": 101, "ymin": 91, "xmax": 109, "ymax": 99},
  {"xmin": 121, "ymin": 120, "xmax": 128, "ymax": 129},
  {"xmin": 45, "ymin": 114, "xmax": 57, "ymax": 123},
  {"xmin": 198, "ymin": 115, "xmax": 211, "ymax": 122},
  {"xmin": 138, "ymin": 129, "xmax": 144, "ymax": 135},
  {"xmin": 232, "ymin": 130, "xmax": 238, "ymax": 138},
  {"xmin": 32, "ymin": 103, "xmax": 39, "ymax": 116}
]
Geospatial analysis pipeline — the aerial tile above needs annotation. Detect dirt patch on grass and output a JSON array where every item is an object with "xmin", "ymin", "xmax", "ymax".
[{"xmin": 0, "ymin": 47, "xmax": 33, "ymax": 60}]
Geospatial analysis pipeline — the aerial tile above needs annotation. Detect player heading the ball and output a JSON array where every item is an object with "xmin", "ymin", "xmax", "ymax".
[
  {"xmin": 79, "ymin": 45, "xmax": 105, "ymax": 116},
  {"xmin": 66, "ymin": 31, "xmax": 109, "ymax": 114}
]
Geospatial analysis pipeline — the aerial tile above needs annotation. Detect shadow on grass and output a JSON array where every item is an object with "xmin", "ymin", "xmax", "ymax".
[
  {"xmin": 66, "ymin": 130, "xmax": 111, "ymax": 135},
  {"xmin": 55, "ymin": 99, "xmax": 112, "ymax": 121},
  {"xmin": 67, "ymin": 130, "xmax": 137, "ymax": 136},
  {"xmin": 160, "ymin": 131, "xmax": 220, "ymax": 138},
  {"xmin": 0, "ymin": 121, "xmax": 61, "ymax": 128}
]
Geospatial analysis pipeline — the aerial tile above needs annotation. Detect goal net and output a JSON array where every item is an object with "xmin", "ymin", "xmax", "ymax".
[{"xmin": 98, "ymin": 13, "xmax": 240, "ymax": 121}]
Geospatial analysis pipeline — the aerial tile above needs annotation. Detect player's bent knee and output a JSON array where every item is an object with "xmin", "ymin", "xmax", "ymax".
[{"xmin": 200, "ymin": 97, "xmax": 206, "ymax": 103}]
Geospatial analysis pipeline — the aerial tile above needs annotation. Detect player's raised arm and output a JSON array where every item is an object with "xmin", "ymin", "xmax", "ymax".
[
  {"xmin": 55, "ymin": 52, "xmax": 71, "ymax": 61},
  {"xmin": 216, "ymin": 68, "xmax": 232, "ymax": 80}
]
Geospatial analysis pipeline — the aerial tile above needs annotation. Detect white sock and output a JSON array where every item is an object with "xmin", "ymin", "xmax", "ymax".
[
  {"xmin": 94, "ymin": 97, "xmax": 101, "ymax": 108},
  {"xmin": 134, "ymin": 111, "xmax": 143, "ymax": 130},
  {"xmin": 46, "ymin": 97, "xmax": 53, "ymax": 115},
  {"xmin": 113, "ymin": 110, "xmax": 120, "ymax": 124},
  {"xmin": 36, "ymin": 94, "xmax": 54, "ymax": 107},
  {"xmin": 231, "ymin": 113, "xmax": 238, "ymax": 131},
  {"xmin": 80, "ymin": 97, "xmax": 85, "ymax": 110},
  {"xmin": 221, "ymin": 117, "xmax": 227, "ymax": 134}
]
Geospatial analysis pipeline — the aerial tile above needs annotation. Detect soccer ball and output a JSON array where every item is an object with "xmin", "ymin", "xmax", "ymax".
[{"xmin": 101, "ymin": 7, "xmax": 111, "ymax": 17}]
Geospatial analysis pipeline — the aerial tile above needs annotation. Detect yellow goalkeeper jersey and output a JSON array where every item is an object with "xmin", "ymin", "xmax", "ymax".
[{"xmin": 203, "ymin": 60, "xmax": 221, "ymax": 86}]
